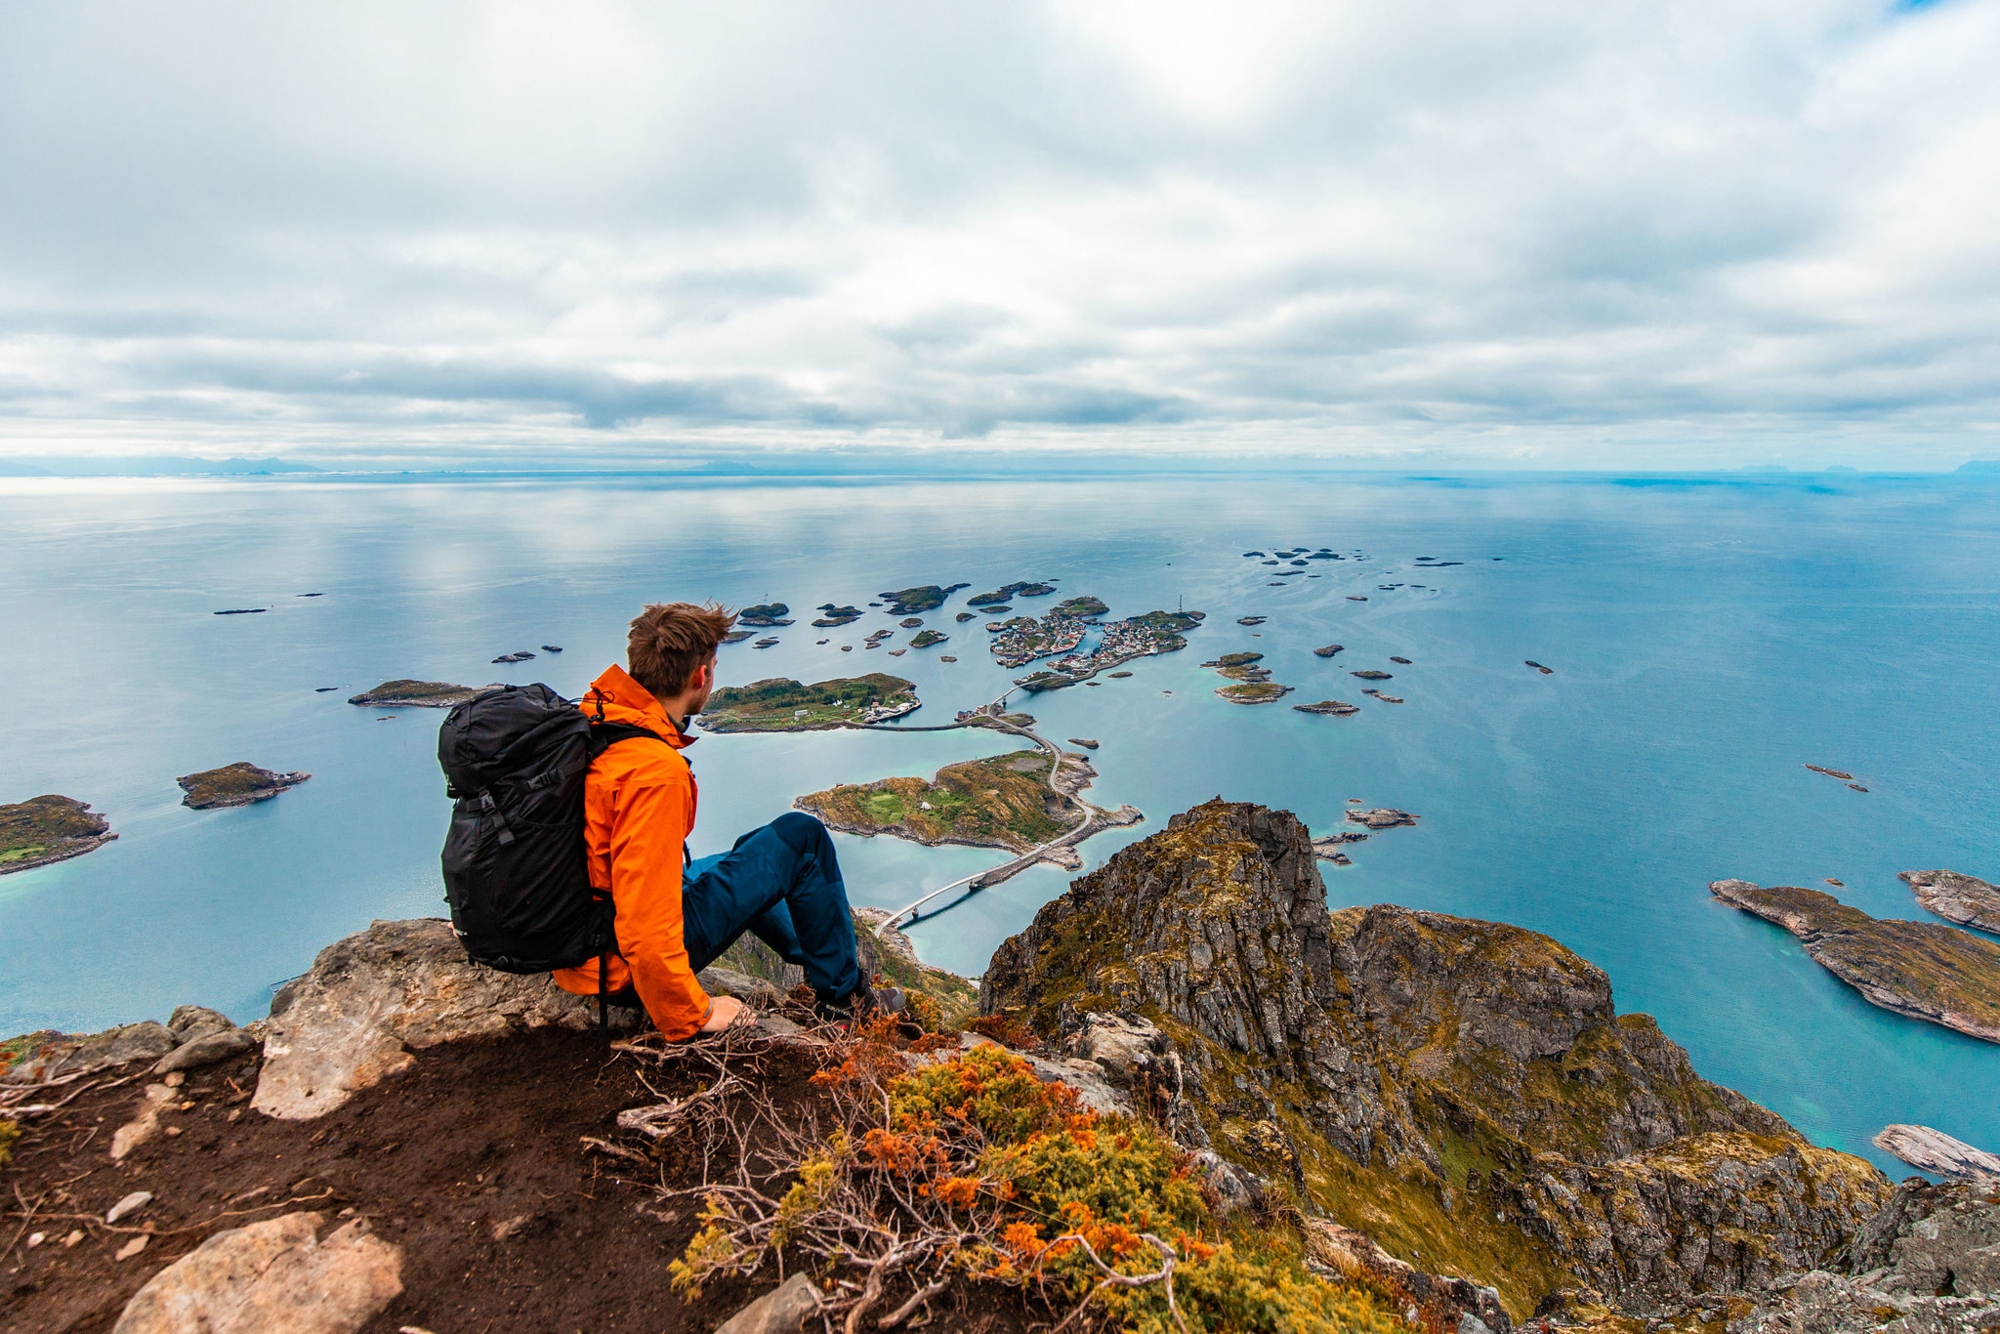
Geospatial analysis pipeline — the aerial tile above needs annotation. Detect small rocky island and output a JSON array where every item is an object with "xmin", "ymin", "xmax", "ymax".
[
  {"xmin": 879, "ymin": 584, "xmax": 970, "ymax": 615},
  {"xmin": 1312, "ymin": 643, "xmax": 1344, "ymax": 657},
  {"xmin": 176, "ymin": 762, "xmax": 311, "ymax": 809},
  {"xmin": 1215, "ymin": 681, "xmax": 1293, "ymax": 703},
  {"xmin": 810, "ymin": 604, "xmax": 863, "ymax": 627},
  {"xmin": 908, "ymin": 629, "xmax": 947, "ymax": 648},
  {"xmin": 346, "ymin": 680, "xmax": 488, "ymax": 708},
  {"xmin": 967, "ymin": 580, "xmax": 1055, "ymax": 607},
  {"xmin": 1347, "ymin": 807, "xmax": 1418, "ymax": 828},
  {"xmin": 1901, "ymin": 869, "xmax": 2000, "ymax": 933},
  {"xmin": 1293, "ymin": 699, "xmax": 1360, "ymax": 716},
  {"xmin": 698, "ymin": 673, "xmax": 920, "ymax": 731},
  {"xmin": 1711, "ymin": 879, "xmax": 2000, "ymax": 1043},
  {"xmin": 0, "ymin": 795, "xmax": 117, "ymax": 874},
  {"xmin": 737, "ymin": 602, "xmax": 793, "ymax": 627}
]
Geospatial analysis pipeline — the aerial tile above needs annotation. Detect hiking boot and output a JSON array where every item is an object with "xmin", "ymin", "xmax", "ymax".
[{"xmin": 814, "ymin": 980, "xmax": 908, "ymax": 1028}]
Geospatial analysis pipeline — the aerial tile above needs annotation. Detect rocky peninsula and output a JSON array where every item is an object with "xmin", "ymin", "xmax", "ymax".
[
  {"xmin": 697, "ymin": 673, "xmax": 920, "ymax": 731},
  {"xmin": 346, "ymin": 680, "xmax": 487, "ymax": 708},
  {"xmin": 1710, "ymin": 879, "xmax": 2000, "ymax": 1043},
  {"xmin": 176, "ymin": 763, "xmax": 311, "ymax": 809},
  {"xmin": 0, "ymin": 794, "xmax": 116, "ymax": 874},
  {"xmin": 1901, "ymin": 869, "xmax": 2000, "ymax": 933},
  {"xmin": 1873, "ymin": 1123, "xmax": 2000, "ymax": 1178}
]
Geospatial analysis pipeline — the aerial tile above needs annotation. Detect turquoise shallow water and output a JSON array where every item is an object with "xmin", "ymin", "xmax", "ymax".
[{"xmin": 2, "ymin": 471, "xmax": 1997, "ymax": 1178}]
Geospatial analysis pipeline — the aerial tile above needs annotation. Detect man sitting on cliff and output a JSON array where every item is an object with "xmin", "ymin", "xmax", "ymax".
[{"xmin": 552, "ymin": 601, "xmax": 896, "ymax": 1038}]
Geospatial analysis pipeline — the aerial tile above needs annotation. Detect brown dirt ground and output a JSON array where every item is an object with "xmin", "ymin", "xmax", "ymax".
[{"xmin": 0, "ymin": 1030, "xmax": 1038, "ymax": 1334}]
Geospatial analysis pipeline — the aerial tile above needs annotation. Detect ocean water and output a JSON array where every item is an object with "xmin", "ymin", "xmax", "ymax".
[{"xmin": 2, "ymin": 471, "xmax": 1997, "ymax": 1178}]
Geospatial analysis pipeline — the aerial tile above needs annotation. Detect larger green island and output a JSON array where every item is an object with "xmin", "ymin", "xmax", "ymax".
[
  {"xmin": 698, "ymin": 674, "xmax": 922, "ymax": 731},
  {"xmin": 1, "ymin": 795, "xmax": 117, "ymax": 874},
  {"xmin": 1711, "ymin": 878, "xmax": 2000, "ymax": 1043},
  {"xmin": 795, "ymin": 745, "xmax": 1137, "ymax": 873}
]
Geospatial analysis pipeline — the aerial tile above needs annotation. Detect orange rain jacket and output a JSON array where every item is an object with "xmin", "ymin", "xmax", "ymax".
[{"xmin": 550, "ymin": 664, "xmax": 713, "ymax": 1039}]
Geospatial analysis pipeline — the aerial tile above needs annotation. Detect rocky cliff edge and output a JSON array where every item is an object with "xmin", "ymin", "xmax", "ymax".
[{"xmin": 980, "ymin": 798, "xmax": 1893, "ymax": 1319}]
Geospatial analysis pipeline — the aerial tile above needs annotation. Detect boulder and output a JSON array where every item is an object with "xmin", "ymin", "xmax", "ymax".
[
  {"xmin": 252, "ymin": 918, "xmax": 637, "ymax": 1121},
  {"xmin": 3, "ymin": 1021, "xmax": 178, "ymax": 1083},
  {"xmin": 156, "ymin": 1027, "xmax": 261, "ymax": 1074},
  {"xmin": 696, "ymin": 965, "xmax": 787, "ymax": 1009},
  {"xmin": 714, "ymin": 1272, "xmax": 821, "ymax": 1334},
  {"xmin": 168, "ymin": 1005, "xmax": 234, "ymax": 1041},
  {"xmin": 112, "ymin": 1212, "xmax": 401, "ymax": 1334}
]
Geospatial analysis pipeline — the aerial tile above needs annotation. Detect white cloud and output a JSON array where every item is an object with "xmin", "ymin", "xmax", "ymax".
[{"xmin": 0, "ymin": 0, "xmax": 1995, "ymax": 468}]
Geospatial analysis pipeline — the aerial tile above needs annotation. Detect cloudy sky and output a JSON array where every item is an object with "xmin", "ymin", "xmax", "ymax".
[{"xmin": 2, "ymin": 1, "xmax": 1997, "ymax": 470}]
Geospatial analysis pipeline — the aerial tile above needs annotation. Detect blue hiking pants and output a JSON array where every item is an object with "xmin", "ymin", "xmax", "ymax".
[{"xmin": 678, "ymin": 812, "xmax": 861, "ymax": 1002}]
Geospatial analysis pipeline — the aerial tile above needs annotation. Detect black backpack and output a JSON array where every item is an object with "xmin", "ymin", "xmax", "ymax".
[{"xmin": 437, "ymin": 684, "xmax": 663, "ymax": 996}]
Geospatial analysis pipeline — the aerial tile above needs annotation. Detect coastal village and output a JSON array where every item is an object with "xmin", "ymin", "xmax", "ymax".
[{"xmin": 992, "ymin": 605, "xmax": 1208, "ymax": 690}]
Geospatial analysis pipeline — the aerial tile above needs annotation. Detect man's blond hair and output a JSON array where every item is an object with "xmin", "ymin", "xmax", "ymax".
[{"xmin": 627, "ymin": 601, "xmax": 736, "ymax": 698}]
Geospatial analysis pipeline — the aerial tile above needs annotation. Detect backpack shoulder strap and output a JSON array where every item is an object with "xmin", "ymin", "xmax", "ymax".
[{"xmin": 586, "ymin": 720, "xmax": 667, "ymax": 759}]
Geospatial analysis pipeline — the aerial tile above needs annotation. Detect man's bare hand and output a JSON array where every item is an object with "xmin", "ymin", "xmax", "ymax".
[{"xmin": 698, "ymin": 994, "xmax": 748, "ymax": 1034}]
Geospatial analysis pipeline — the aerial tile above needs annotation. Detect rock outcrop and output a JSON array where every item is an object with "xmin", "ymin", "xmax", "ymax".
[
  {"xmin": 1902, "ymin": 869, "xmax": 2000, "ymax": 934},
  {"xmin": 1711, "ymin": 879, "xmax": 2000, "ymax": 1043},
  {"xmin": 112, "ymin": 1212, "xmax": 402, "ymax": 1334},
  {"xmin": 253, "ymin": 918, "xmax": 639, "ymax": 1120},
  {"xmin": 982, "ymin": 800, "xmax": 1890, "ymax": 1318},
  {"xmin": 1733, "ymin": 1179, "xmax": 2000, "ymax": 1332}
]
